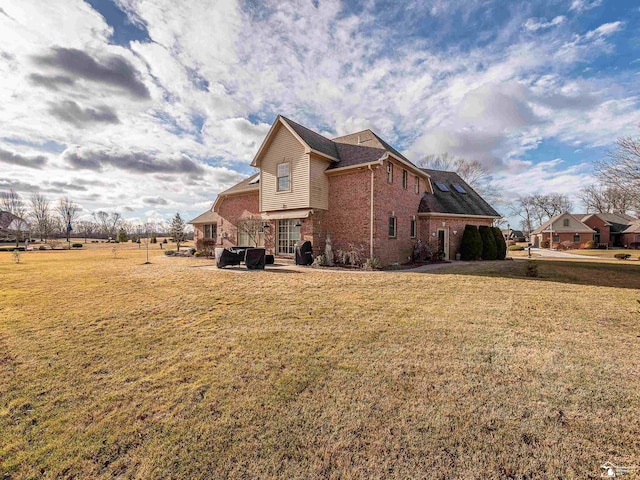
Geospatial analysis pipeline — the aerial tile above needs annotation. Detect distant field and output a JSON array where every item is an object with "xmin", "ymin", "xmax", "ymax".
[{"xmin": 1, "ymin": 248, "xmax": 639, "ymax": 478}]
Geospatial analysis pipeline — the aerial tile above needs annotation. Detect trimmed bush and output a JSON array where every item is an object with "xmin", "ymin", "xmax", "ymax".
[
  {"xmin": 460, "ymin": 225, "xmax": 482, "ymax": 260},
  {"xmin": 72, "ymin": 243, "xmax": 83, "ymax": 248},
  {"xmin": 479, "ymin": 226, "xmax": 497, "ymax": 260},
  {"xmin": 614, "ymin": 253, "xmax": 631, "ymax": 260},
  {"xmin": 492, "ymin": 227, "xmax": 507, "ymax": 260},
  {"xmin": 525, "ymin": 260, "xmax": 539, "ymax": 277},
  {"xmin": 164, "ymin": 249, "xmax": 176, "ymax": 256},
  {"xmin": 508, "ymin": 245, "xmax": 525, "ymax": 251},
  {"xmin": 540, "ymin": 240, "xmax": 550, "ymax": 248},
  {"xmin": 363, "ymin": 257, "xmax": 382, "ymax": 270}
]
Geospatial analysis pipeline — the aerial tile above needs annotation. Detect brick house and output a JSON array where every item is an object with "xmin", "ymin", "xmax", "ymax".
[
  {"xmin": 579, "ymin": 212, "xmax": 637, "ymax": 247},
  {"xmin": 530, "ymin": 213, "xmax": 596, "ymax": 248},
  {"xmin": 190, "ymin": 116, "xmax": 500, "ymax": 265}
]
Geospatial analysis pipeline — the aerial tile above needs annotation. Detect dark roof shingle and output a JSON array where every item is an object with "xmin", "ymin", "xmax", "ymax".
[
  {"xmin": 418, "ymin": 169, "xmax": 500, "ymax": 217},
  {"xmin": 280, "ymin": 116, "xmax": 339, "ymax": 160}
]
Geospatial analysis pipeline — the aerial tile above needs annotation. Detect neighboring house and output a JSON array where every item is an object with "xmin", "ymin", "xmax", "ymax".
[
  {"xmin": 530, "ymin": 212, "xmax": 595, "ymax": 248},
  {"xmin": 621, "ymin": 220, "xmax": 640, "ymax": 248},
  {"xmin": 578, "ymin": 212, "xmax": 637, "ymax": 247},
  {"xmin": 502, "ymin": 229, "xmax": 526, "ymax": 242},
  {"xmin": 0, "ymin": 210, "xmax": 29, "ymax": 242},
  {"xmin": 189, "ymin": 116, "xmax": 500, "ymax": 265}
]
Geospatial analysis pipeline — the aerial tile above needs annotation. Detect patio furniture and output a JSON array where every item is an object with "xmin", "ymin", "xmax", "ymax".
[
  {"xmin": 294, "ymin": 240, "xmax": 313, "ymax": 265},
  {"xmin": 244, "ymin": 248, "xmax": 266, "ymax": 270}
]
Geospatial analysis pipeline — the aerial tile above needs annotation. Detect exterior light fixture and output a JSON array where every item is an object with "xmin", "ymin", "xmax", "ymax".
[
  {"xmin": 294, "ymin": 220, "xmax": 302, "ymax": 228},
  {"xmin": 453, "ymin": 230, "xmax": 458, "ymax": 235}
]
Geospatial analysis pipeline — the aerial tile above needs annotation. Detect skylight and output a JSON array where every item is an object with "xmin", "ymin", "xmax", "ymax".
[
  {"xmin": 435, "ymin": 182, "xmax": 449, "ymax": 192},
  {"xmin": 452, "ymin": 183, "xmax": 466, "ymax": 194}
]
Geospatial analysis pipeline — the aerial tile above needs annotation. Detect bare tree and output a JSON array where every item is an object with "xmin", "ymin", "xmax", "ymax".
[
  {"xmin": 92, "ymin": 211, "xmax": 122, "ymax": 239},
  {"xmin": 577, "ymin": 184, "xmax": 637, "ymax": 215},
  {"xmin": 56, "ymin": 196, "xmax": 81, "ymax": 242},
  {"xmin": 1, "ymin": 189, "xmax": 29, "ymax": 245},
  {"xmin": 29, "ymin": 192, "xmax": 55, "ymax": 242},
  {"xmin": 237, "ymin": 217, "xmax": 265, "ymax": 247},
  {"xmin": 513, "ymin": 193, "xmax": 572, "ymax": 231},
  {"xmin": 75, "ymin": 219, "xmax": 96, "ymax": 244},
  {"xmin": 596, "ymin": 136, "xmax": 640, "ymax": 198},
  {"xmin": 418, "ymin": 153, "xmax": 488, "ymax": 187}
]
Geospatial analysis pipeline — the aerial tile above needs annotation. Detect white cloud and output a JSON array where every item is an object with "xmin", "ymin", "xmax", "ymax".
[
  {"xmin": 523, "ymin": 16, "xmax": 566, "ymax": 32},
  {"xmin": 569, "ymin": 0, "xmax": 602, "ymax": 13}
]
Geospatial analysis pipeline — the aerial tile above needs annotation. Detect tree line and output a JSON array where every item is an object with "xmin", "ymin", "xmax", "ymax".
[{"xmin": 0, "ymin": 189, "xmax": 173, "ymax": 244}]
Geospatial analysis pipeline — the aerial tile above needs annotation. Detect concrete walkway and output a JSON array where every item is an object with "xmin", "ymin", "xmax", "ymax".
[{"xmin": 528, "ymin": 248, "xmax": 601, "ymax": 260}]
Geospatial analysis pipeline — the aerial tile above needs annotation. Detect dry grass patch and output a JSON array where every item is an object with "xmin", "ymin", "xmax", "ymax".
[{"xmin": 1, "ymin": 249, "xmax": 639, "ymax": 479}]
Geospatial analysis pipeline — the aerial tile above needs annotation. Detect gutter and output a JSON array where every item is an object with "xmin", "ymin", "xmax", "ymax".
[
  {"xmin": 324, "ymin": 157, "xmax": 384, "ymax": 175},
  {"xmin": 368, "ymin": 164, "xmax": 375, "ymax": 258}
]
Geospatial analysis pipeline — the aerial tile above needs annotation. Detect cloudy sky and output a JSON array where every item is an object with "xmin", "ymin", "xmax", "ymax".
[{"xmin": 1, "ymin": 0, "xmax": 638, "ymax": 226}]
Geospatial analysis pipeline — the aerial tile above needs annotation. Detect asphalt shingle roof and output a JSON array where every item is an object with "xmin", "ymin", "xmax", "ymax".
[
  {"xmin": 418, "ymin": 170, "xmax": 500, "ymax": 217},
  {"xmin": 280, "ymin": 116, "xmax": 339, "ymax": 160}
]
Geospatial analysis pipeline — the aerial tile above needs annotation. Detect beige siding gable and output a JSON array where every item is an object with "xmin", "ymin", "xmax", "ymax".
[
  {"xmin": 260, "ymin": 124, "xmax": 309, "ymax": 212},
  {"xmin": 309, "ymin": 154, "xmax": 330, "ymax": 210}
]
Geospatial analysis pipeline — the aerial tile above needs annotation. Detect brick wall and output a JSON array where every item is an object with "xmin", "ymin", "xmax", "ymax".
[
  {"xmin": 216, "ymin": 192, "xmax": 261, "ymax": 249},
  {"xmin": 419, "ymin": 215, "xmax": 494, "ymax": 259},
  {"xmin": 583, "ymin": 216, "xmax": 611, "ymax": 246}
]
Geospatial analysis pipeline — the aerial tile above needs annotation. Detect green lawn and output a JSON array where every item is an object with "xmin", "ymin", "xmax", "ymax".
[{"xmin": 1, "ymin": 248, "xmax": 639, "ymax": 478}]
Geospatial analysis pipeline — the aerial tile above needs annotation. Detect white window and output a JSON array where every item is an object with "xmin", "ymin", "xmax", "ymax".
[
  {"xmin": 414, "ymin": 176, "xmax": 419, "ymax": 194},
  {"xmin": 277, "ymin": 219, "xmax": 300, "ymax": 254},
  {"xmin": 386, "ymin": 162, "xmax": 393, "ymax": 183},
  {"xmin": 277, "ymin": 162, "xmax": 290, "ymax": 191},
  {"xmin": 402, "ymin": 170, "xmax": 408, "ymax": 189},
  {"xmin": 203, "ymin": 224, "xmax": 216, "ymax": 239}
]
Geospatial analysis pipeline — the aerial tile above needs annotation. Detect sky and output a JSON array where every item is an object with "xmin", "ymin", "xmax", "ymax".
[{"xmin": 0, "ymin": 0, "xmax": 639, "ymax": 228}]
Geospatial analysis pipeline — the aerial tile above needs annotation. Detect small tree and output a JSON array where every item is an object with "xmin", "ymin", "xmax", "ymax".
[
  {"xmin": 117, "ymin": 228, "xmax": 128, "ymax": 243},
  {"xmin": 460, "ymin": 225, "xmax": 482, "ymax": 260},
  {"xmin": 479, "ymin": 225, "xmax": 497, "ymax": 260},
  {"xmin": 169, "ymin": 213, "xmax": 186, "ymax": 251},
  {"xmin": 492, "ymin": 226, "xmax": 507, "ymax": 260}
]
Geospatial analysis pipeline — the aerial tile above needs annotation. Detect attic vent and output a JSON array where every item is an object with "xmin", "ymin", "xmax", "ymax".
[
  {"xmin": 248, "ymin": 176, "xmax": 260, "ymax": 185},
  {"xmin": 452, "ymin": 183, "xmax": 466, "ymax": 194},
  {"xmin": 435, "ymin": 182, "xmax": 450, "ymax": 192}
]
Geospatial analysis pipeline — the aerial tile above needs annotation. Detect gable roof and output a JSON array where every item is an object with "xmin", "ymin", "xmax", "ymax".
[
  {"xmin": 531, "ymin": 212, "xmax": 595, "ymax": 234},
  {"xmin": 622, "ymin": 220, "xmax": 640, "ymax": 234},
  {"xmin": 188, "ymin": 209, "xmax": 218, "ymax": 224},
  {"xmin": 218, "ymin": 172, "xmax": 260, "ymax": 196},
  {"xmin": 418, "ymin": 169, "xmax": 500, "ymax": 217},
  {"xmin": 280, "ymin": 116, "xmax": 339, "ymax": 160},
  {"xmin": 581, "ymin": 212, "xmax": 635, "ymax": 233}
]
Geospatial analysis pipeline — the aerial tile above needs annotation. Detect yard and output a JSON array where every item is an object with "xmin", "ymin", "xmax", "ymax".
[{"xmin": 1, "ymin": 246, "xmax": 639, "ymax": 478}]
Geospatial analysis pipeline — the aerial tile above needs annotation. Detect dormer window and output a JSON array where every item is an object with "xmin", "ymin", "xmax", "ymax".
[
  {"xmin": 386, "ymin": 162, "xmax": 393, "ymax": 183},
  {"xmin": 277, "ymin": 162, "xmax": 290, "ymax": 191}
]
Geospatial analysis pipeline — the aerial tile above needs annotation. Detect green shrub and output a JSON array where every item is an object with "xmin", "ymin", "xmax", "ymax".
[
  {"xmin": 194, "ymin": 251, "xmax": 202, "ymax": 257},
  {"xmin": 508, "ymin": 245, "xmax": 525, "ymax": 251},
  {"xmin": 72, "ymin": 243, "xmax": 83, "ymax": 248},
  {"xmin": 614, "ymin": 253, "xmax": 631, "ymax": 260},
  {"xmin": 117, "ymin": 228, "xmax": 128, "ymax": 243},
  {"xmin": 492, "ymin": 227, "xmax": 507, "ymax": 260},
  {"xmin": 163, "ymin": 238, "xmax": 168, "ymax": 244},
  {"xmin": 479, "ymin": 225, "xmax": 497, "ymax": 260},
  {"xmin": 460, "ymin": 225, "xmax": 482, "ymax": 260},
  {"xmin": 164, "ymin": 249, "xmax": 176, "ymax": 256},
  {"xmin": 150, "ymin": 232, "xmax": 157, "ymax": 244}
]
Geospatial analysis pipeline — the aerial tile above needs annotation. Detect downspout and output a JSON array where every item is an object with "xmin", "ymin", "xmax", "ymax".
[{"xmin": 368, "ymin": 164, "xmax": 375, "ymax": 258}]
